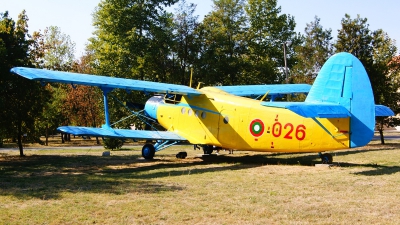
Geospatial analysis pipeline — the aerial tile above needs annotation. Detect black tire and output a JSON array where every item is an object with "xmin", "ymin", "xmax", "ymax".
[
  {"xmin": 176, "ymin": 151, "xmax": 187, "ymax": 159},
  {"xmin": 320, "ymin": 153, "xmax": 333, "ymax": 164},
  {"xmin": 142, "ymin": 143, "xmax": 155, "ymax": 159},
  {"xmin": 202, "ymin": 145, "xmax": 213, "ymax": 155}
]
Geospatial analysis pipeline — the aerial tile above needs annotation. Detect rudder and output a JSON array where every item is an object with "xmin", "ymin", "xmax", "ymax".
[{"xmin": 305, "ymin": 52, "xmax": 375, "ymax": 147}]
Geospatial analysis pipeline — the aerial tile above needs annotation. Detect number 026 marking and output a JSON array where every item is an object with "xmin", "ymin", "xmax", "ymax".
[{"xmin": 272, "ymin": 122, "xmax": 306, "ymax": 140}]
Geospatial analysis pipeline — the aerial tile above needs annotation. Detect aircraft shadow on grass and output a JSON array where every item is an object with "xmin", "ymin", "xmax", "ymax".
[
  {"xmin": 1, "ymin": 150, "xmax": 399, "ymax": 199},
  {"xmin": 0, "ymin": 154, "xmax": 268, "ymax": 199}
]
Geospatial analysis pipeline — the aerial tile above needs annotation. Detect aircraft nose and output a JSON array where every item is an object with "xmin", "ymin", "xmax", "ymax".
[{"xmin": 144, "ymin": 95, "xmax": 164, "ymax": 120}]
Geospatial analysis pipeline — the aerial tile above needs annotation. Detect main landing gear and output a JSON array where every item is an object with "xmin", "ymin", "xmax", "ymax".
[
  {"xmin": 141, "ymin": 140, "xmax": 180, "ymax": 159},
  {"xmin": 319, "ymin": 153, "xmax": 333, "ymax": 164},
  {"xmin": 141, "ymin": 143, "xmax": 220, "ymax": 160},
  {"xmin": 202, "ymin": 145, "xmax": 214, "ymax": 155},
  {"xmin": 142, "ymin": 143, "xmax": 155, "ymax": 159}
]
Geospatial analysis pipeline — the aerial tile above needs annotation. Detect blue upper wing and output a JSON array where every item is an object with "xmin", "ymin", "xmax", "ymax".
[
  {"xmin": 215, "ymin": 84, "xmax": 311, "ymax": 96},
  {"xmin": 11, "ymin": 67, "xmax": 201, "ymax": 96},
  {"xmin": 58, "ymin": 126, "xmax": 187, "ymax": 141}
]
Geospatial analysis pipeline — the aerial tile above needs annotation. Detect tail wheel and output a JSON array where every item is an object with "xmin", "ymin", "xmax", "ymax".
[
  {"xmin": 320, "ymin": 153, "xmax": 333, "ymax": 164},
  {"xmin": 142, "ymin": 143, "xmax": 155, "ymax": 159},
  {"xmin": 202, "ymin": 145, "xmax": 213, "ymax": 155}
]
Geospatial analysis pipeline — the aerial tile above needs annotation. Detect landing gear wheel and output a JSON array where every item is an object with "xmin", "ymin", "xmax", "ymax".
[
  {"xmin": 320, "ymin": 153, "xmax": 333, "ymax": 164},
  {"xmin": 142, "ymin": 143, "xmax": 155, "ymax": 159},
  {"xmin": 202, "ymin": 145, "xmax": 213, "ymax": 155},
  {"xmin": 176, "ymin": 151, "xmax": 187, "ymax": 159}
]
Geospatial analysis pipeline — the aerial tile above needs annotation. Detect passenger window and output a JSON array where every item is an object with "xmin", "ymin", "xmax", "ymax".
[{"xmin": 201, "ymin": 112, "xmax": 206, "ymax": 119}]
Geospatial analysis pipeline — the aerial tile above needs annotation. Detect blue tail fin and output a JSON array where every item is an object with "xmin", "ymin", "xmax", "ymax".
[{"xmin": 305, "ymin": 52, "xmax": 375, "ymax": 147}]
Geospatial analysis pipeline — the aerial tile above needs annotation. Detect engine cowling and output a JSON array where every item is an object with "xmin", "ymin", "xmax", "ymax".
[{"xmin": 144, "ymin": 95, "xmax": 164, "ymax": 120}]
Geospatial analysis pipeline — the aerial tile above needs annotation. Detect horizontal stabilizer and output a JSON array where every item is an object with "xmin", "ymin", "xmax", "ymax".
[
  {"xmin": 11, "ymin": 67, "xmax": 201, "ymax": 96},
  {"xmin": 261, "ymin": 102, "xmax": 351, "ymax": 118},
  {"xmin": 57, "ymin": 126, "xmax": 187, "ymax": 141},
  {"xmin": 215, "ymin": 84, "xmax": 311, "ymax": 96},
  {"xmin": 375, "ymin": 105, "xmax": 395, "ymax": 116}
]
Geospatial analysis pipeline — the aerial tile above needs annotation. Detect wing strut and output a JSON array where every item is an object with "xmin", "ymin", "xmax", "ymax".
[{"xmin": 101, "ymin": 87, "xmax": 113, "ymax": 129}]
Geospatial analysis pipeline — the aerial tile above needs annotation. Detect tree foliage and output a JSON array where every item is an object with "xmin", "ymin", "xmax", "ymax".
[
  {"xmin": 196, "ymin": 0, "xmax": 248, "ymax": 86},
  {"xmin": 103, "ymin": 138, "xmax": 124, "ymax": 150},
  {"xmin": 292, "ymin": 16, "xmax": 333, "ymax": 84},
  {"xmin": 245, "ymin": 0, "xmax": 299, "ymax": 84},
  {"xmin": 172, "ymin": 0, "xmax": 200, "ymax": 86},
  {"xmin": 90, "ymin": 0, "xmax": 177, "ymax": 80},
  {"xmin": 88, "ymin": 0, "xmax": 179, "ymax": 129},
  {"xmin": 0, "ymin": 11, "xmax": 49, "ymax": 155},
  {"xmin": 42, "ymin": 26, "xmax": 76, "ymax": 71},
  {"xmin": 30, "ymin": 26, "xmax": 77, "ymax": 145}
]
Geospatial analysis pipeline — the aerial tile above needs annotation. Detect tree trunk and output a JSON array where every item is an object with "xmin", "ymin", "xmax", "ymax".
[
  {"xmin": 17, "ymin": 121, "xmax": 24, "ymax": 156},
  {"xmin": 45, "ymin": 125, "xmax": 49, "ymax": 146},
  {"xmin": 379, "ymin": 128, "xmax": 385, "ymax": 144}
]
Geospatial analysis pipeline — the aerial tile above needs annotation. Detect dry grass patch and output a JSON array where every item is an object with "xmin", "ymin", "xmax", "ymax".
[{"xmin": 1, "ymin": 141, "xmax": 400, "ymax": 224}]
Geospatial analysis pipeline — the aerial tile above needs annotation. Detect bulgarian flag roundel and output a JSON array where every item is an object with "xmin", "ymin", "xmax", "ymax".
[{"xmin": 249, "ymin": 119, "xmax": 264, "ymax": 137}]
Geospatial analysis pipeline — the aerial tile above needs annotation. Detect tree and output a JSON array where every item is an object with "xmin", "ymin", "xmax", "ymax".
[
  {"xmin": 0, "ymin": 11, "xmax": 49, "ymax": 155},
  {"xmin": 89, "ymin": 0, "xmax": 178, "ymax": 129},
  {"xmin": 38, "ymin": 84, "xmax": 67, "ymax": 145},
  {"xmin": 196, "ymin": 0, "xmax": 248, "ymax": 86},
  {"xmin": 62, "ymin": 51, "xmax": 104, "ymax": 145},
  {"xmin": 42, "ymin": 26, "xmax": 76, "ymax": 70},
  {"xmin": 90, "ymin": 0, "xmax": 177, "ymax": 79},
  {"xmin": 291, "ymin": 16, "xmax": 333, "ymax": 84},
  {"xmin": 335, "ymin": 14, "xmax": 373, "ymax": 62},
  {"xmin": 171, "ymin": 0, "xmax": 200, "ymax": 86},
  {"xmin": 30, "ymin": 26, "xmax": 76, "ymax": 144},
  {"xmin": 335, "ymin": 14, "xmax": 399, "ymax": 143},
  {"xmin": 103, "ymin": 138, "xmax": 124, "ymax": 150},
  {"xmin": 245, "ymin": 0, "xmax": 300, "ymax": 84},
  {"xmin": 70, "ymin": 51, "xmax": 104, "ymax": 131},
  {"xmin": 370, "ymin": 30, "xmax": 400, "ymax": 144}
]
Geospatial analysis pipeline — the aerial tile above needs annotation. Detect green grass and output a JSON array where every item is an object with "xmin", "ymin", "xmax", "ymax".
[{"xmin": 1, "ymin": 141, "xmax": 400, "ymax": 224}]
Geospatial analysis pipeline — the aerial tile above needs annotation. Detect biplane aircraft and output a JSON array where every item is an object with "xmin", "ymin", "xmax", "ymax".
[{"xmin": 11, "ymin": 52, "xmax": 394, "ymax": 163}]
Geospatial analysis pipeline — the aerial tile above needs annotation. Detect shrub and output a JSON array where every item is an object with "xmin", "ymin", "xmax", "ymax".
[{"xmin": 103, "ymin": 138, "xmax": 124, "ymax": 150}]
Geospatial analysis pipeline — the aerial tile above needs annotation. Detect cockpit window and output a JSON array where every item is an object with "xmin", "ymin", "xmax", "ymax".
[{"xmin": 164, "ymin": 94, "xmax": 183, "ymax": 104}]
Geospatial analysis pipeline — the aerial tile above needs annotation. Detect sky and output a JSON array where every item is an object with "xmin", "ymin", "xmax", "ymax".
[{"xmin": 2, "ymin": 0, "xmax": 399, "ymax": 58}]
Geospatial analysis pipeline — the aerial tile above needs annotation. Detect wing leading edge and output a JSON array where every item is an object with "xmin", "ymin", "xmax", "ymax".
[
  {"xmin": 58, "ymin": 126, "xmax": 187, "ymax": 141},
  {"xmin": 11, "ymin": 67, "xmax": 201, "ymax": 96}
]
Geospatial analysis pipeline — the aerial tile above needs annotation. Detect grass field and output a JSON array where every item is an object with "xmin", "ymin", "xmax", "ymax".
[{"xmin": 1, "ymin": 137, "xmax": 400, "ymax": 224}]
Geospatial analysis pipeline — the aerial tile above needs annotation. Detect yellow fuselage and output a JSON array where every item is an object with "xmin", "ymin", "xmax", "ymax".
[{"xmin": 156, "ymin": 87, "xmax": 350, "ymax": 152}]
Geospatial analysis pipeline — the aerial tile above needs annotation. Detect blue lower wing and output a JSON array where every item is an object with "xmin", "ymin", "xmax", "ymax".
[{"xmin": 57, "ymin": 126, "xmax": 187, "ymax": 141}]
